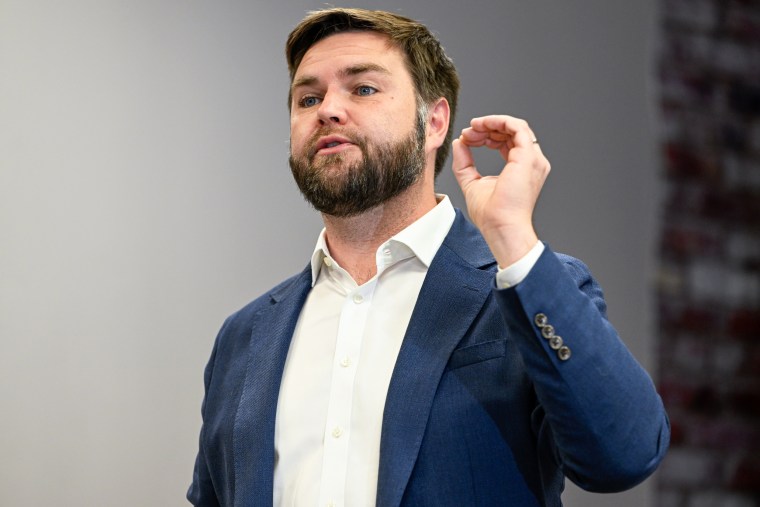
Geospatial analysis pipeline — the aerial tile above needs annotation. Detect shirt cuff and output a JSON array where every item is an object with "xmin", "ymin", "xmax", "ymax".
[{"xmin": 495, "ymin": 241, "xmax": 545, "ymax": 289}]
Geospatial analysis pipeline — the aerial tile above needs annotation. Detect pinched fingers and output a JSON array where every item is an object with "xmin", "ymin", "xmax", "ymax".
[
  {"xmin": 470, "ymin": 115, "xmax": 530, "ymax": 135},
  {"xmin": 458, "ymin": 127, "xmax": 490, "ymax": 147},
  {"xmin": 460, "ymin": 129, "xmax": 510, "ymax": 148},
  {"xmin": 459, "ymin": 115, "xmax": 547, "ymax": 171},
  {"xmin": 465, "ymin": 115, "xmax": 539, "ymax": 149}
]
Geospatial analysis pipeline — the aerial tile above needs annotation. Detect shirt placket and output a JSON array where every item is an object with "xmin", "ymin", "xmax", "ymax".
[{"xmin": 318, "ymin": 272, "xmax": 376, "ymax": 507}]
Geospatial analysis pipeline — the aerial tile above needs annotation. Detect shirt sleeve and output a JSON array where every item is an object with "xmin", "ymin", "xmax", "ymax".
[{"xmin": 495, "ymin": 240, "xmax": 545, "ymax": 289}]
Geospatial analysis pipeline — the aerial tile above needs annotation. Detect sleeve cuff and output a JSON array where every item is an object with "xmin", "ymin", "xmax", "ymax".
[{"xmin": 495, "ymin": 241, "xmax": 545, "ymax": 289}]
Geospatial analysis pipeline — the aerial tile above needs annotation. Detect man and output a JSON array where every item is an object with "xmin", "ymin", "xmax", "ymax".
[{"xmin": 188, "ymin": 8, "xmax": 669, "ymax": 507}]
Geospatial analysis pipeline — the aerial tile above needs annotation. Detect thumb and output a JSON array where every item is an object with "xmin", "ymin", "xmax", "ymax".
[{"xmin": 451, "ymin": 137, "xmax": 480, "ymax": 191}]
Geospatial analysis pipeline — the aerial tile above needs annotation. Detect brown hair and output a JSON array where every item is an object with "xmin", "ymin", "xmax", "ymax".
[{"xmin": 286, "ymin": 8, "xmax": 460, "ymax": 176}]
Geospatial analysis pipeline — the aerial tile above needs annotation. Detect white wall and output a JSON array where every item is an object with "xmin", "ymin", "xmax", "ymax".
[{"xmin": 0, "ymin": 1, "xmax": 660, "ymax": 505}]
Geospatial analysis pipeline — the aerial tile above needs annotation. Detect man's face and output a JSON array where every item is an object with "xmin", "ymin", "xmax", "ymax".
[{"xmin": 288, "ymin": 31, "xmax": 426, "ymax": 217}]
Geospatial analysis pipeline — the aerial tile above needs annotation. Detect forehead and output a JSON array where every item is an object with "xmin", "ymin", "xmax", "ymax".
[{"xmin": 294, "ymin": 31, "xmax": 409, "ymax": 79}]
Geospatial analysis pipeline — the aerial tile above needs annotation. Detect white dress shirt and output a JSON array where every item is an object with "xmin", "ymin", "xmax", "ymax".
[{"xmin": 273, "ymin": 196, "xmax": 542, "ymax": 506}]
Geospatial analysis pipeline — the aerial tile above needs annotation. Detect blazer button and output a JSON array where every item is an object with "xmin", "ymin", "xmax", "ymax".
[
  {"xmin": 558, "ymin": 346, "xmax": 572, "ymax": 361},
  {"xmin": 549, "ymin": 335, "xmax": 563, "ymax": 350},
  {"xmin": 541, "ymin": 325, "xmax": 555, "ymax": 339},
  {"xmin": 534, "ymin": 313, "xmax": 548, "ymax": 327}
]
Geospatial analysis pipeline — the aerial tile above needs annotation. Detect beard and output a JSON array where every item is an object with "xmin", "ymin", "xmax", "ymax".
[{"xmin": 289, "ymin": 115, "xmax": 426, "ymax": 217}]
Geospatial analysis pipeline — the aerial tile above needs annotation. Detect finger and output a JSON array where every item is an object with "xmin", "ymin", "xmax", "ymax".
[
  {"xmin": 512, "ymin": 128, "xmax": 538, "ymax": 149},
  {"xmin": 484, "ymin": 138, "xmax": 508, "ymax": 150},
  {"xmin": 507, "ymin": 146, "xmax": 552, "ymax": 179},
  {"xmin": 461, "ymin": 129, "xmax": 525, "ymax": 162},
  {"xmin": 470, "ymin": 115, "xmax": 537, "ymax": 148},
  {"xmin": 459, "ymin": 127, "xmax": 489, "ymax": 146},
  {"xmin": 485, "ymin": 132, "xmax": 512, "ymax": 142},
  {"xmin": 459, "ymin": 129, "xmax": 512, "ymax": 150},
  {"xmin": 451, "ymin": 137, "xmax": 481, "ymax": 191},
  {"xmin": 471, "ymin": 115, "xmax": 527, "ymax": 134}
]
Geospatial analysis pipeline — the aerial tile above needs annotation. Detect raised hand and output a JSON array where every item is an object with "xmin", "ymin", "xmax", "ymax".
[{"xmin": 451, "ymin": 115, "xmax": 551, "ymax": 267}]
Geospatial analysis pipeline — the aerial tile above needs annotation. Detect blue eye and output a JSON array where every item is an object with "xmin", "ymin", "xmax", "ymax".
[
  {"xmin": 356, "ymin": 86, "xmax": 377, "ymax": 96},
  {"xmin": 299, "ymin": 96, "xmax": 321, "ymax": 108}
]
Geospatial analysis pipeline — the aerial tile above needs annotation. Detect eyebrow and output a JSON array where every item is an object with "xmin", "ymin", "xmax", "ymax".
[{"xmin": 291, "ymin": 63, "xmax": 392, "ymax": 91}]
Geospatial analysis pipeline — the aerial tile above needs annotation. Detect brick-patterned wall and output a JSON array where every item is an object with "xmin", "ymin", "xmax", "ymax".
[{"xmin": 657, "ymin": 1, "xmax": 760, "ymax": 506}]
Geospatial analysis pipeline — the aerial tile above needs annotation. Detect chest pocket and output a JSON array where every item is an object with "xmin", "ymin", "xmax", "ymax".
[{"xmin": 446, "ymin": 339, "xmax": 506, "ymax": 371}]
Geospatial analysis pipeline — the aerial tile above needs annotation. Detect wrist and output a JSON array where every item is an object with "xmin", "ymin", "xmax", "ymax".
[{"xmin": 481, "ymin": 225, "xmax": 539, "ymax": 268}]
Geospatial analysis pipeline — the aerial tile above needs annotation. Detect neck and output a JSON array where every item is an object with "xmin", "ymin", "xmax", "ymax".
[{"xmin": 322, "ymin": 181, "xmax": 437, "ymax": 285}]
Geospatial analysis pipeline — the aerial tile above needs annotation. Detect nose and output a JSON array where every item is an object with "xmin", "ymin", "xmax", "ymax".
[{"xmin": 317, "ymin": 91, "xmax": 346, "ymax": 126}]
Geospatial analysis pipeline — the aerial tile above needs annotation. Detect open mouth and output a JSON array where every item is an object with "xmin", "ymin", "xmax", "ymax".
[{"xmin": 314, "ymin": 135, "xmax": 354, "ymax": 154}]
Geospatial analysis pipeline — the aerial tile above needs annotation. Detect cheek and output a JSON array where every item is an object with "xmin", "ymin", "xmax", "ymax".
[{"xmin": 289, "ymin": 124, "xmax": 307, "ymax": 152}]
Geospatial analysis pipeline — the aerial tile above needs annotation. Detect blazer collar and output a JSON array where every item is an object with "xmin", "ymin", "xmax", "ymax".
[
  {"xmin": 376, "ymin": 211, "xmax": 497, "ymax": 506},
  {"xmin": 232, "ymin": 265, "xmax": 312, "ymax": 507}
]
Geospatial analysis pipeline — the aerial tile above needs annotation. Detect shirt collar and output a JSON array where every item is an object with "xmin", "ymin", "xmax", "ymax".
[{"xmin": 309, "ymin": 195, "xmax": 456, "ymax": 286}]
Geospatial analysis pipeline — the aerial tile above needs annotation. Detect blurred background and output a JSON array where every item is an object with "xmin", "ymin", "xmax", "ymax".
[
  {"xmin": 0, "ymin": 0, "xmax": 757, "ymax": 505},
  {"xmin": 655, "ymin": 1, "xmax": 759, "ymax": 506}
]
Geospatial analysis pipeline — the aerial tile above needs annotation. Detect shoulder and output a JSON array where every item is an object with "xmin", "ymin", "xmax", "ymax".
[
  {"xmin": 207, "ymin": 266, "xmax": 310, "ymax": 361},
  {"xmin": 222, "ymin": 266, "xmax": 311, "ymax": 330}
]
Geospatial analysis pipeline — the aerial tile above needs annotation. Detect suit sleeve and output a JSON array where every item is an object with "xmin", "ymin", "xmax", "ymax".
[
  {"xmin": 187, "ymin": 327, "xmax": 223, "ymax": 507},
  {"xmin": 495, "ymin": 245, "xmax": 670, "ymax": 492}
]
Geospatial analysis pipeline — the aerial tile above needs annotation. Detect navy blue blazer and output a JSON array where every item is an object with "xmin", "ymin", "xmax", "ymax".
[{"xmin": 188, "ymin": 211, "xmax": 669, "ymax": 506}]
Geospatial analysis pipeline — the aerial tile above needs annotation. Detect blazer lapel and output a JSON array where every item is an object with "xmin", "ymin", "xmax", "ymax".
[
  {"xmin": 376, "ymin": 212, "xmax": 496, "ymax": 506},
  {"xmin": 232, "ymin": 267, "xmax": 312, "ymax": 507}
]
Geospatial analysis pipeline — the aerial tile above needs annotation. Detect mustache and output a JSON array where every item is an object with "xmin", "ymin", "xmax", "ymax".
[{"xmin": 305, "ymin": 127, "xmax": 366, "ymax": 158}]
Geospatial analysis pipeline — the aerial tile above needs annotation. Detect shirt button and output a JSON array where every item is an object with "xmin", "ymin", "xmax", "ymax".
[
  {"xmin": 383, "ymin": 248, "xmax": 391, "ymax": 257},
  {"xmin": 332, "ymin": 426, "xmax": 343, "ymax": 438},
  {"xmin": 353, "ymin": 294, "xmax": 364, "ymax": 304},
  {"xmin": 340, "ymin": 356, "xmax": 351, "ymax": 367},
  {"xmin": 323, "ymin": 257, "xmax": 332, "ymax": 267}
]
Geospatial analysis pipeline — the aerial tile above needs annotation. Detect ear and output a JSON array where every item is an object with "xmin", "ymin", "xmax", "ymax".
[{"xmin": 424, "ymin": 97, "xmax": 450, "ymax": 153}]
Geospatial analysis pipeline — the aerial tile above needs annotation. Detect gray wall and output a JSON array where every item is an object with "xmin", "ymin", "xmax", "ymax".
[{"xmin": 0, "ymin": 1, "xmax": 660, "ymax": 505}]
